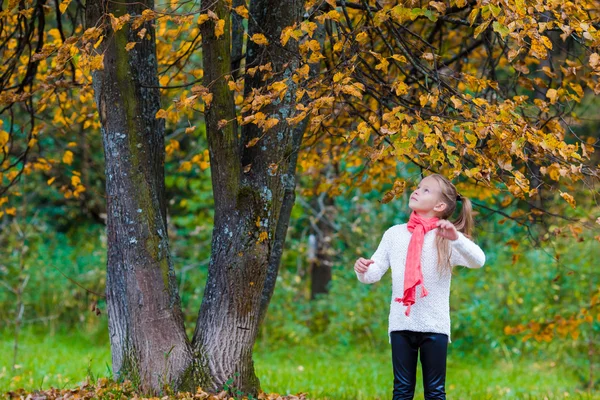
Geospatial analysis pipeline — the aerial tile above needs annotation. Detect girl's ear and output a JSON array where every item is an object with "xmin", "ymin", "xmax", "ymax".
[{"xmin": 434, "ymin": 201, "xmax": 447, "ymax": 213}]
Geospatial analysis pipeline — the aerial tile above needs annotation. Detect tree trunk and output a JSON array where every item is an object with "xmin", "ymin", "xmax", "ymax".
[
  {"xmin": 309, "ymin": 191, "xmax": 335, "ymax": 300},
  {"xmin": 85, "ymin": 0, "xmax": 201, "ymax": 394},
  {"xmin": 191, "ymin": 0, "xmax": 305, "ymax": 396}
]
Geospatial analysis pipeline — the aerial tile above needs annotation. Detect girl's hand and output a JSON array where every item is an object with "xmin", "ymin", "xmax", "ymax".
[
  {"xmin": 354, "ymin": 257, "xmax": 374, "ymax": 273},
  {"xmin": 436, "ymin": 219, "xmax": 459, "ymax": 241}
]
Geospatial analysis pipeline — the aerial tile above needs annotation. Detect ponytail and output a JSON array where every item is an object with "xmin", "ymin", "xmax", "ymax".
[{"xmin": 453, "ymin": 195, "xmax": 474, "ymax": 239}]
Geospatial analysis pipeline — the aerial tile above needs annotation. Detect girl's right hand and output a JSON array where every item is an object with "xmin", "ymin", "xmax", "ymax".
[{"xmin": 354, "ymin": 257, "xmax": 374, "ymax": 273}]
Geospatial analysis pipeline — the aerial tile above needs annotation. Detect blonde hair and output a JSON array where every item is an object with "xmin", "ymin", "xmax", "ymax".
[{"xmin": 425, "ymin": 173, "xmax": 475, "ymax": 276}]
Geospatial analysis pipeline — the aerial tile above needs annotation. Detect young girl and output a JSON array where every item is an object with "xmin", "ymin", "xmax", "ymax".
[{"xmin": 354, "ymin": 173, "xmax": 486, "ymax": 400}]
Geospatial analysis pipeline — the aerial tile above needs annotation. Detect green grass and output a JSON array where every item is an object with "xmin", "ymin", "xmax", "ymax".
[
  {"xmin": 1, "ymin": 329, "xmax": 598, "ymax": 399},
  {"xmin": 253, "ymin": 344, "xmax": 597, "ymax": 400}
]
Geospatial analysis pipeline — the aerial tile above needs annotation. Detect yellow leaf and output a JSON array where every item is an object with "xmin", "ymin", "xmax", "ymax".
[
  {"xmin": 251, "ymin": 33, "xmax": 269, "ymax": 46},
  {"xmin": 125, "ymin": 42, "xmax": 136, "ymax": 51},
  {"xmin": 59, "ymin": 0, "xmax": 71, "ymax": 14},
  {"xmin": 280, "ymin": 25, "xmax": 295, "ymax": 46},
  {"xmin": 590, "ymin": 53, "xmax": 600, "ymax": 68},
  {"xmin": 546, "ymin": 88, "xmax": 558, "ymax": 104},
  {"xmin": 47, "ymin": 177, "xmax": 56, "ymax": 185},
  {"xmin": 340, "ymin": 84, "xmax": 363, "ymax": 99},
  {"xmin": 560, "ymin": 191, "xmax": 576, "ymax": 208},
  {"xmin": 355, "ymin": 31, "xmax": 369, "ymax": 44},
  {"xmin": 270, "ymin": 80, "xmax": 287, "ymax": 100},
  {"xmin": 165, "ymin": 139, "xmax": 180, "ymax": 156},
  {"xmin": 390, "ymin": 54, "xmax": 407, "ymax": 63},
  {"xmin": 62, "ymin": 150, "xmax": 74, "ymax": 165},
  {"xmin": 450, "ymin": 96, "xmax": 462, "ymax": 109},
  {"xmin": 473, "ymin": 20, "xmax": 491, "ymax": 39},
  {"xmin": 155, "ymin": 109, "xmax": 167, "ymax": 119},
  {"xmin": 109, "ymin": 13, "xmax": 130, "ymax": 32},
  {"xmin": 0, "ymin": 130, "xmax": 8, "ymax": 148},
  {"xmin": 246, "ymin": 137, "xmax": 260, "ymax": 148},
  {"xmin": 233, "ymin": 5, "xmax": 248, "ymax": 18},
  {"xmin": 375, "ymin": 58, "xmax": 389, "ymax": 74},
  {"xmin": 300, "ymin": 21, "xmax": 318, "ymax": 37},
  {"xmin": 263, "ymin": 118, "xmax": 279, "ymax": 130},
  {"xmin": 421, "ymin": 52, "xmax": 435, "ymax": 61},
  {"xmin": 197, "ymin": 14, "xmax": 209, "ymax": 25},
  {"xmin": 429, "ymin": 1, "xmax": 446, "ymax": 13},
  {"xmin": 392, "ymin": 81, "xmax": 408, "ymax": 96},
  {"xmin": 217, "ymin": 119, "xmax": 228, "ymax": 129},
  {"xmin": 202, "ymin": 93, "xmax": 213, "ymax": 106},
  {"xmin": 93, "ymin": 36, "xmax": 104, "ymax": 49},
  {"xmin": 215, "ymin": 19, "xmax": 225, "ymax": 38},
  {"xmin": 185, "ymin": 126, "xmax": 196, "ymax": 134},
  {"xmin": 5, "ymin": 207, "xmax": 16, "ymax": 216},
  {"xmin": 71, "ymin": 175, "xmax": 82, "ymax": 189}
]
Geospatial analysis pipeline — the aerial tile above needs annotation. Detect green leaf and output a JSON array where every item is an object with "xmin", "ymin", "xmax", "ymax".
[{"xmin": 492, "ymin": 21, "xmax": 509, "ymax": 39}]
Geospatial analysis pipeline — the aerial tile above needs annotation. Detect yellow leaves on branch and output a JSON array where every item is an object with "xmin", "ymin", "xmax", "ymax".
[
  {"xmin": 179, "ymin": 149, "xmax": 210, "ymax": 172},
  {"xmin": 505, "ymin": 298, "xmax": 599, "ymax": 343},
  {"xmin": 381, "ymin": 179, "xmax": 406, "ymax": 204},
  {"xmin": 63, "ymin": 171, "xmax": 86, "ymax": 199},
  {"xmin": 242, "ymin": 111, "xmax": 279, "ymax": 133},
  {"xmin": 165, "ymin": 139, "xmax": 180, "ymax": 156}
]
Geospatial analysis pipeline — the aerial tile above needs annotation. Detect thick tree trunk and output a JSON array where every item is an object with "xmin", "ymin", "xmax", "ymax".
[
  {"xmin": 191, "ymin": 0, "xmax": 305, "ymax": 396},
  {"xmin": 85, "ymin": 0, "xmax": 201, "ymax": 394}
]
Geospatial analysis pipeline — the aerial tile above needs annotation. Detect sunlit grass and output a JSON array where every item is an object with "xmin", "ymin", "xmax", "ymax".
[{"xmin": 1, "ymin": 329, "xmax": 598, "ymax": 399}]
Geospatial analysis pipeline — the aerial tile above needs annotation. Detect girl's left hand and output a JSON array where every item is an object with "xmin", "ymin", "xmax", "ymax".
[{"xmin": 436, "ymin": 219, "xmax": 459, "ymax": 241}]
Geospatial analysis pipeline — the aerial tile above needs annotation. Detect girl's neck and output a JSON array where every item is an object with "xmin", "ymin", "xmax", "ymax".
[{"xmin": 413, "ymin": 210, "xmax": 439, "ymax": 219}]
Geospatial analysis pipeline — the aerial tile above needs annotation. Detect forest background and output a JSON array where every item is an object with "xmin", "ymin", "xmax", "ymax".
[{"xmin": 1, "ymin": 0, "xmax": 600, "ymax": 398}]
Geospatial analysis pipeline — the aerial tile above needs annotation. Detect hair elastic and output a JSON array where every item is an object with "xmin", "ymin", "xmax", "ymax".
[{"xmin": 456, "ymin": 193, "xmax": 462, "ymax": 201}]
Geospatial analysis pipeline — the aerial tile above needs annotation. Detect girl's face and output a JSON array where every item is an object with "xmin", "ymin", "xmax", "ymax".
[{"xmin": 408, "ymin": 176, "xmax": 448, "ymax": 218}]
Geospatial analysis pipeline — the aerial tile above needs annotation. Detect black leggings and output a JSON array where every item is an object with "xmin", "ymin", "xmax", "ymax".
[{"xmin": 391, "ymin": 330, "xmax": 448, "ymax": 400}]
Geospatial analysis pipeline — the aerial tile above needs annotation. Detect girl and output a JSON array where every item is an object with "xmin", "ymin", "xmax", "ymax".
[{"xmin": 354, "ymin": 173, "xmax": 486, "ymax": 400}]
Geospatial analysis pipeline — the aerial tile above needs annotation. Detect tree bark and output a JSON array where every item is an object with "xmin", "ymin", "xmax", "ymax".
[
  {"xmin": 191, "ymin": 0, "xmax": 305, "ymax": 396},
  {"xmin": 85, "ymin": 0, "xmax": 201, "ymax": 394}
]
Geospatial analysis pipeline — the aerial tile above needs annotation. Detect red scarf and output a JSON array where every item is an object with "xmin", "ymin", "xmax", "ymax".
[{"xmin": 394, "ymin": 211, "xmax": 440, "ymax": 316}]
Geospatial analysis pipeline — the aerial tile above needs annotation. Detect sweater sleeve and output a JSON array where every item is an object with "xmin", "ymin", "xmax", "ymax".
[
  {"xmin": 356, "ymin": 228, "xmax": 391, "ymax": 284},
  {"xmin": 450, "ymin": 231, "xmax": 486, "ymax": 269}
]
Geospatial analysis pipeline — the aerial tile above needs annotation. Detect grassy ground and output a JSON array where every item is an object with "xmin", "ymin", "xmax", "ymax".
[{"xmin": 1, "ymin": 329, "xmax": 598, "ymax": 399}]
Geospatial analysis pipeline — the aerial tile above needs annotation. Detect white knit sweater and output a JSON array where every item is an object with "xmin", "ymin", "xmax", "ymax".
[{"xmin": 355, "ymin": 223, "xmax": 486, "ymax": 344}]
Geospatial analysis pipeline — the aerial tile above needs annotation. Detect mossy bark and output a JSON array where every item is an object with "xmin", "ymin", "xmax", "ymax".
[
  {"xmin": 85, "ymin": 0, "xmax": 205, "ymax": 395},
  {"xmin": 190, "ymin": 0, "xmax": 307, "ymax": 397}
]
